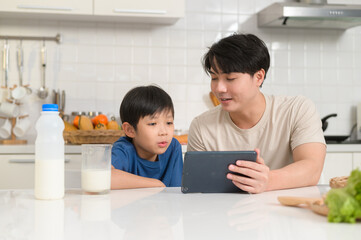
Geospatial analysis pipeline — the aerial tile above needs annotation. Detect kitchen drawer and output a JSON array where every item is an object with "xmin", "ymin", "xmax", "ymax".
[{"xmin": 0, "ymin": 154, "xmax": 81, "ymax": 189}]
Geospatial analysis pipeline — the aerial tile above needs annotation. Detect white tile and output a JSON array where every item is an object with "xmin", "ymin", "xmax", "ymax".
[
  {"xmin": 169, "ymin": 48, "xmax": 186, "ymax": 65},
  {"xmin": 186, "ymin": 49, "xmax": 204, "ymax": 66},
  {"xmin": 133, "ymin": 47, "xmax": 150, "ymax": 65},
  {"xmin": 78, "ymin": 45, "xmax": 96, "ymax": 64},
  {"xmin": 95, "ymin": 23, "xmax": 116, "ymax": 46},
  {"xmin": 115, "ymin": 46, "xmax": 132, "ymax": 64},
  {"xmin": 305, "ymin": 50, "xmax": 321, "ymax": 68},
  {"xmin": 186, "ymin": 0, "xmax": 207, "ymax": 12},
  {"xmin": 320, "ymin": 86, "xmax": 339, "ymax": 102},
  {"xmin": 168, "ymin": 84, "xmax": 187, "ymax": 101},
  {"xmin": 169, "ymin": 66, "xmax": 187, "ymax": 83},
  {"xmin": 149, "ymin": 66, "xmax": 169, "ymax": 84},
  {"xmin": 273, "ymin": 50, "xmax": 289, "ymax": 68},
  {"xmin": 186, "ymin": 66, "xmax": 204, "ymax": 84},
  {"xmin": 132, "ymin": 27, "xmax": 150, "ymax": 46},
  {"xmin": 115, "ymin": 27, "xmax": 133, "ymax": 46},
  {"xmin": 272, "ymin": 68, "xmax": 288, "ymax": 84},
  {"xmin": 58, "ymin": 45, "xmax": 77, "ymax": 63},
  {"xmin": 290, "ymin": 51, "xmax": 305, "ymax": 68},
  {"xmin": 204, "ymin": 0, "xmax": 222, "ymax": 13},
  {"xmin": 169, "ymin": 30, "xmax": 187, "ymax": 48},
  {"xmin": 289, "ymin": 68, "xmax": 305, "ymax": 85},
  {"xmin": 186, "ymin": 13, "xmax": 204, "ymax": 31},
  {"xmin": 132, "ymin": 65, "xmax": 149, "ymax": 82},
  {"xmin": 338, "ymin": 52, "xmax": 354, "ymax": 69},
  {"xmin": 115, "ymin": 65, "xmax": 132, "ymax": 82},
  {"xmin": 238, "ymin": 0, "xmax": 255, "ymax": 14},
  {"xmin": 338, "ymin": 34, "xmax": 354, "ymax": 52},
  {"xmin": 204, "ymin": 31, "xmax": 222, "ymax": 47},
  {"xmin": 322, "ymin": 68, "xmax": 338, "ymax": 85},
  {"xmin": 305, "ymin": 69, "xmax": 322, "ymax": 85},
  {"xmin": 222, "ymin": 0, "xmax": 238, "ymax": 14},
  {"xmin": 321, "ymin": 51, "xmax": 337, "ymax": 69},
  {"xmin": 95, "ymin": 46, "xmax": 116, "ymax": 64},
  {"xmin": 338, "ymin": 69, "xmax": 354, "ymax": 86},
  {"xmin": 150, "ymin": 48, "xmax": 168, "ymax": 65},
  {"xmin": 95, "ymin": 82, "xmax": 115, "ymax": 101},
  {"xmin": 221, "ymin": 14, "xmax": 238, "ymax": 32},
  {"xmin": 204, "ymin": 13, "xmax": 222, "ymax": 31},
  {"xmin": 150, "ymin": 27, "xmax": 169, "ymax": 47},
  {"xmin": 186, "ymin": 31, "xmax": 204, "ymax": 48},
  {"xmin": 76, "ymin": 64, "xmax": 97, "ymax": 82},
  {"xmin": 96, "ymin": 65, "xmax": 115, "ymax": 82}
]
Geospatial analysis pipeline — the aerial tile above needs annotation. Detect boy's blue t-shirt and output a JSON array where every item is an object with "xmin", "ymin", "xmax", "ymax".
[{"xmin": 111, "ymin": 136, "xmax": 183, "ymax": 187}]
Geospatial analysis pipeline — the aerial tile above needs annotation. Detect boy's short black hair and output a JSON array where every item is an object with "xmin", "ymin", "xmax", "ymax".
[
  {"xmin": 202, "ymin": 33, "xmax": 270, "ymax": 81},
  {"xmin": 120, "ymin": 85, "xmax": 174, "ymax": 130}
]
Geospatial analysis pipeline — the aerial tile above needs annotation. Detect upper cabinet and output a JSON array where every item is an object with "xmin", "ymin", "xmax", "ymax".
[
  {"xmin": 0, "ymin": 0, "xmax": 92, "ymax": 15},
  {"xmin": 94, "ymin": 0, "xmax": 184, "ymax": 23},
  {"xmin": 0, "ymin": 0, "xmax": 184, "ymax": 24}
]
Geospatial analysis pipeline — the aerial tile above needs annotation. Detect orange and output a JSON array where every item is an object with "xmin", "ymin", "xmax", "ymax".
[
  {"xmin": 73, "ymin": 115, "xmax": 80, "ymax": 128},
  {"xmin": 91, "ymin": 114, "xmax": 108, "ymax": 126}
]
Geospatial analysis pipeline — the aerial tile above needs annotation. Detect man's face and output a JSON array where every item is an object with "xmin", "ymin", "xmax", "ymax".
[
  {"xmin": 132, "ymin": 110, "xmax": 174, "ymax": 161},
  {"xmin": 210, "ymin": 68, "xmax": 263, "ymax": 113}
]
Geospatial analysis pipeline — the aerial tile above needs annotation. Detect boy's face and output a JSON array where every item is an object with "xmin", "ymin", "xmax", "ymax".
[
  {"xmin": 210, "ymin": 68, "xmax": 264, "ymax": 113},
  {"xmin": 132, "ymin": 110, "xmax": 174, "ymax": 161}
]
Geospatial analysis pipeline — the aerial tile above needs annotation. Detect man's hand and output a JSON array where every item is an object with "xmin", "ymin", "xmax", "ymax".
[{"xmin": 226, "ymin": 149, "xmax": 269, "ymax": 194}]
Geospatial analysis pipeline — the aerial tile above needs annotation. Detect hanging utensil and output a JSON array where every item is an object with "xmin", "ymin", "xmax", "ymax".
[
  {"xmin": 3, "ymin": 41, "xmax": 9, "ymax": 88},
  {"xmin": 11, "ymin": 41, "xmax": 27, "ymax": 101},
  {"xmin": 61, "ymin": 90, "xmax": 65, "ymax": 112},
  {"xmin": 0, "ymin": 41, "xmax": 10, "ymax": 103},
  {"xmin": 37, "ymin": 41, "xmax": 48, "ymax": 99}
]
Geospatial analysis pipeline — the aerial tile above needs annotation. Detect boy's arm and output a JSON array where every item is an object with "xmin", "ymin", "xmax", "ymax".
[{"xmin": 111, "ymin": 166, "xmax": 165, "ymax": 189}]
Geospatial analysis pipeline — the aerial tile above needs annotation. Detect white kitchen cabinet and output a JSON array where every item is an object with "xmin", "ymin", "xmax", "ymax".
[
  {"xmin": 0, "ymin": 154, "xmax": 81, "ymax": 189},
  {"xmin": 318, "ymin": 152, "xmax": 353, "ymax": 185},
  {"xmin": 93, "ymin": 0, "xmax": 184, "ymax": 24},
  {"xmin": 0, "ymin": 0, "xmax": 184, "ymax": 24},
  {"xmin": 352, "ymin": 153, "xmax": 361, "ymax": 170},
  {"xmin": 0, "ymin": 0, "xmax": 92, "ymax": 15}
]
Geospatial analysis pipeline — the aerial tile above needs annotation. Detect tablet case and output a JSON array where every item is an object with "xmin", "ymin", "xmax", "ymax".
[{"xmin": 181, "ymin": 151, "xmax": 257, "ymax": 193}]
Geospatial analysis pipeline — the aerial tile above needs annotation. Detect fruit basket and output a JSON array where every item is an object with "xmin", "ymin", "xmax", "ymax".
[{"xmin": 63, "ymin": 130, "xmax": 124, "ymax": 144}]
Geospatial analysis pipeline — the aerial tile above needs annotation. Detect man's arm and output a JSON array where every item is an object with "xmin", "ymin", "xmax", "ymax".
[
  {"xmin": 267, "ymin": 142, "xmax": 326, "ymax": 190},
  {"xmin": 111, "ymin": 166, "xmax": 165, "ymax": 189},
  {"xmin": 227, "ymin": 142, "xmax": 326, "ymax": 193}
]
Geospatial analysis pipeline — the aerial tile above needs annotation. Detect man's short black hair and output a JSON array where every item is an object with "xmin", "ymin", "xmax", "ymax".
[
  {"xmin": 120, "ymin": 85, "xmax": 174, "ymax": 130},
  {"xmin": 202, "ymin": 33, "xmax": 270, "ymax": 81}
]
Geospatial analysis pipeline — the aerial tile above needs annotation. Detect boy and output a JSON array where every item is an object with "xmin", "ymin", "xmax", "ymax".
[
  {"xmin": 188, "ymin": 33, "xmax": 326, "ymax": 193},
  {"xmin": 111, "ymin": 85, "xmax": 183, "ymax": 189}
]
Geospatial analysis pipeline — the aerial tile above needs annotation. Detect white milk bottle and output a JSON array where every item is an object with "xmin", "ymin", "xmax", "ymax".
[{"xmin": 35, "ymin": 104, "xmax": 65, "ymax": 200}]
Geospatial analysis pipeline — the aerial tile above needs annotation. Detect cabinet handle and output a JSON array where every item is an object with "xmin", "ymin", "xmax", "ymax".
[
  {"xmin": 9, "ymin": 159, "xmax": 70, "ymax": 163},
  {"xmin": 17, "ymin": 5, "xmax": 74, "ymax": 11},
  {"xmin": 113, "ymin": 9, "xmax": 167, "ymax": 15}
]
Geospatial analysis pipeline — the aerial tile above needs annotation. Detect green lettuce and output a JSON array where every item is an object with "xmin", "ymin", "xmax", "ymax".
[{"xmin": 325, "ymin": 169, "xmax": 361, "ymax": 223}]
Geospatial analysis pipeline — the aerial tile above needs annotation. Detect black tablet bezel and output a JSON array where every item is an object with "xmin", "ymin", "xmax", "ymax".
[{"xmin": 181, "ymin": 151, "xmax": 257, "ymax": 193}]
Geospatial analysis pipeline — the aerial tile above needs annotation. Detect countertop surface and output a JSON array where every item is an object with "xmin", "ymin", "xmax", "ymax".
[
  {"xmin": 0, "ymin": 144, "xmax": 360, "ymax": 154},
  {"xmin": 1, "ymin": 186, "xmax": 360, "ymax": 240}
]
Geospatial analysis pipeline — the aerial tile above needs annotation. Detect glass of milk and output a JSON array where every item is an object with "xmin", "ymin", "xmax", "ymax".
[{"xmin": 81, "ymin": 144, "xmax": 112, "ymax": 194}]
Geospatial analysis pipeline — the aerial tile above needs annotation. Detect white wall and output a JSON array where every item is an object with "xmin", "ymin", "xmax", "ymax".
[{"xmin": 0, "ymin": 0, "xmax": 361, "ymax": 142}]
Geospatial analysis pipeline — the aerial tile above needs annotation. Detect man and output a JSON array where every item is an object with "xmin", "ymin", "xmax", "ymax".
[{"xmin": 187, "ymin": 33, "xmax": 326, "ymax": 193}]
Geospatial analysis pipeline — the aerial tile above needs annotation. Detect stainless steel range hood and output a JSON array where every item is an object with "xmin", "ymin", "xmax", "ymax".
[{"xmin": 257, "ymin": 2, "xmax": 361, "ymax": 29}]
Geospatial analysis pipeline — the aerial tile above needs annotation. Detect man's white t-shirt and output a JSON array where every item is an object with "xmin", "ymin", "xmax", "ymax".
[{"xmin": 187, "ymin": 95, "xmax": 326, "ymax": 170}]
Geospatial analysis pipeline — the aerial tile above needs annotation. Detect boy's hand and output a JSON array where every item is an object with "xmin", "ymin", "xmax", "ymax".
[{"xmin": 226, "ymin": 148, "xmax": 270, "ymax": 194}]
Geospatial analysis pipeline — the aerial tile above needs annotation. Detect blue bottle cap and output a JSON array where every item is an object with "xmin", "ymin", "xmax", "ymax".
[{"xmin": 42, "ymin": 104, "xmax": 59, "ymax": 111}]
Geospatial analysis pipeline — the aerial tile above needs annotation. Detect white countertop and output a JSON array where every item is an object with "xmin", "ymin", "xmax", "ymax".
[
  {"xmin": 1, "ymin": 186, "xmax": 360, "ymax": 240},
  {"xmin": 0, "ymin": 143, "xmax": 360, "ymax": 154}
]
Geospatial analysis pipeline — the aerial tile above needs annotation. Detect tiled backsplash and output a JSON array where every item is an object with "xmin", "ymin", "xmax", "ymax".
[{"xmin": 0, "ymin": 0, "xmax": 361, "ymax": 142}]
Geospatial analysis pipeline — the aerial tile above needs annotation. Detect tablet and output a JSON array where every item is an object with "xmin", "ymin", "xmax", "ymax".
[{"xmin": 181, "ymin": 151, "xmax": 257, "ymax": 193}]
